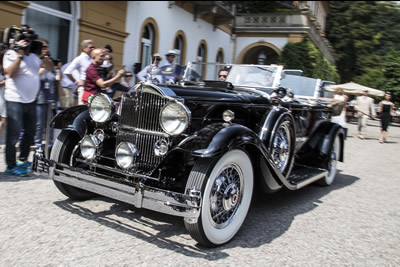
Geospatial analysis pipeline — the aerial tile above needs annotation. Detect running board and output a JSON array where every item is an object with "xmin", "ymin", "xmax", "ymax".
[{"xmin": 287, "ymin": 165, "xmax": 328, "ymax": 189}]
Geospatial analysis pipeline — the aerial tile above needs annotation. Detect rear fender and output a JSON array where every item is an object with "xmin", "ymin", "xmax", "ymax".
[
  {"xmin": 50, "ymin": 105, "xmax": 90, "ymax": 138},
  {"xmin": 296, "ymin": 121, "xmax": 345, "ymax": 167}
]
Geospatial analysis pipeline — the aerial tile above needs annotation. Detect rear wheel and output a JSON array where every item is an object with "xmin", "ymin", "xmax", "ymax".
[
  {"xmin": 317, "ymin": 133, "xmax": 341, "ymax": 186},
  {"xmin": 51, "ymin": 130, "xmax": 97, "ymax": 200},
  {"xmin": 184, "ymin": 149, "xmax": 253, "ymax": 247}
]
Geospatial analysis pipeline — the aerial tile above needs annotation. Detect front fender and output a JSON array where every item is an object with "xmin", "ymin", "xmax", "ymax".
[
  {"xmin": 50, "ymin": 105, "xmax": 90, "ymax": 138},
  {"xmin": 259, "ymin": 106, "xmax": 295, "ymax": 147},
  {"xmin": 175, "ymin": 123, "xmax": 263, "ymax": 158}
]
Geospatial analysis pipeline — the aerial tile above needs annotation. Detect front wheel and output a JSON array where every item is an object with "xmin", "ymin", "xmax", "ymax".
[
  {"xmin": 184, "ymin": 149, "xmax": 254, "ymax": 247},
  {"xmin": 51, "ymin": 130, "xmax": 97, "ymax": 200}
]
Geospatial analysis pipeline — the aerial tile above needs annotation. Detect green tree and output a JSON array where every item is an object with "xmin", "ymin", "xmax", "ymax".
[
  {"xmin": 326, "ymin": 1, "xmax": 400, "ymax": 104},
  {"xmin": 279, "ymin": 38, "xmax": 339, "ymax": 82}
]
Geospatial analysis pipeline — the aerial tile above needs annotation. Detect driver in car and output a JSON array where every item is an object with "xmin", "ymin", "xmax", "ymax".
[{"xmin": 218, "ymin": 68, "xmax": 230, "ymax": 82}]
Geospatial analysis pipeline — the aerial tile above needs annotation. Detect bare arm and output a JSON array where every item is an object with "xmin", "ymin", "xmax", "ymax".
[
  {"xmin": 4, "ymin": 40, "xmax": 28, "ymax": 78},
  {"xmin": 95, "ymin": 69, "xmax": 125, "ymax": 88},
  {"xmin": 379, "ymin": 102, "xmax": 383, "ymax": 113},
  {"xmin": 0, "ymin": 79, "xmax": 6, "ymax": 87},
  {"xmin": 4, "ymin": 53, "xmax": 24, "ymax": 78}
]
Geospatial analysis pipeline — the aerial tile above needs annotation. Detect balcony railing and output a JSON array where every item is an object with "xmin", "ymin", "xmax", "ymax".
[{"xmin": 234, "ymin": 12, "xmax": 335, "ymax": 64}]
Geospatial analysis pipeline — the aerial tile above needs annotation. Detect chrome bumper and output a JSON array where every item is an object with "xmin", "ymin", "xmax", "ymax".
[{"xmin": 33, "ymin": 150, "xmax": 201, "ymax": 220}]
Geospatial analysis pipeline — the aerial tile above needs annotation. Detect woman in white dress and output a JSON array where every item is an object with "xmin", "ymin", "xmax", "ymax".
[{"xmin": 331, "ymin": 88, "xmax": 347, "ymax": 127}]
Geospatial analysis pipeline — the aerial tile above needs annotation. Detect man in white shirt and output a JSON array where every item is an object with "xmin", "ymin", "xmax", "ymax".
[
  {"xmin": 3, "ymin": 37, "xmax": 42, "ymax": 176},
  {"xmin": 63, "ymin": 40, "xmax": 94, "ymax": 105},
  {"xmin": 355, "ymin": 89, "xmax": 376, "ymax": 139},
  {"xmin": 60, "ymin": 62, "xmax": 79, "ymax": 108}
]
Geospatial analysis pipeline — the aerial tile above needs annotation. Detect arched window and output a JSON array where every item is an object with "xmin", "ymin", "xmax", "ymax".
[
  {"xmin": 24, "ymin": 1, "xmax": 79, "ymax": 64},
  {"xmin": 197, "ymin": 41, "xmax": 207, "ymax": 78},
  {"xmin": 141, "ymin": 23, "xmax": 155, "ymax": 67},
  {"xmin": 216, "ymin": 49, "xmax": 224, "ymax": 64},
  {"xmin": 174, "ymin": 34, "xmax": 184, "ymax": 65},
  {"xmin": 215, "ymin": 49, "xmax": 224, "ymax": 79}
]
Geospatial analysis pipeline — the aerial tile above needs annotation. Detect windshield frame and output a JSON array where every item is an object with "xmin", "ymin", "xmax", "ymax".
[{"xmin": 182, "ymin": 62, "xmax": 284, "ymax": 89}]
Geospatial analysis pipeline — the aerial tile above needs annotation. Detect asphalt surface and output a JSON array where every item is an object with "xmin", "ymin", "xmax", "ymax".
[{"xmin": 0, "ymin": 120, "xmax": 399, "ymax": 266}]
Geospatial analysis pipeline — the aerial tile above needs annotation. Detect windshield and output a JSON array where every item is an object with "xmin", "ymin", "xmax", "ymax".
[
  {"xmin": 280, "ymin": 74, "xmax": 319, "ymax": 97},
  {"xmin": 183, "ymin": 62, "xmax": 283, "ymax": 88}
]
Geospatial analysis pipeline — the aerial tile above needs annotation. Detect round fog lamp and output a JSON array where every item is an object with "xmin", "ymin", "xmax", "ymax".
[
  {"xmin": 80, "ymin": 135, "xmax": 100, "ymax": 160},
  {"xmin": 116, "ymin": 142, "xmax": 138, "ymax": 169}
]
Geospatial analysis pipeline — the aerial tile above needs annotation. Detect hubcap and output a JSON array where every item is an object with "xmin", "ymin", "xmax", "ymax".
[{"xmin": 209, "ymin": 164, "xmax": 243, "ymax": 228}]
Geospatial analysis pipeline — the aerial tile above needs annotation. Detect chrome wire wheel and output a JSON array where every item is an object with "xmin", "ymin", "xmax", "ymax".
[
  {"xmin": 271, "ymin": 121, "xmax": 292, "ymax": 173},
  {"xmin": 184, "ymin": 149, "xmax": 253, "ymax": 247},
  {"xmin": 209, "ymin": 164, "xmax": 243, "ymax": 229}
]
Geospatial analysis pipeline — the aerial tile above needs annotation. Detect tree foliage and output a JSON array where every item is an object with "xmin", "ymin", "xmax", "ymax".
[
  {"xmin": 326, "ymin": 1, "xmax": 400, "ymax": 104},
  {"xmin": 278, "ymin": 38, "xmax": 339, "ymax": 83}
]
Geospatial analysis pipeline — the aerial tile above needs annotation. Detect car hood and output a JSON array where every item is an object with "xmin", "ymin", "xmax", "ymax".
[{"xmin": 159, "ymin": 84, "xmax": 271, "ymax": 105}]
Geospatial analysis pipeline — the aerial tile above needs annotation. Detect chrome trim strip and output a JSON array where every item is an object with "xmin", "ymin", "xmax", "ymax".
[
  {"xmin": 114, "ymin": 123, "xmax": 170, "ymax": 138},
  {"xmin": 295, "ymin": 170, "xmax": 328, "ymax": 189}
]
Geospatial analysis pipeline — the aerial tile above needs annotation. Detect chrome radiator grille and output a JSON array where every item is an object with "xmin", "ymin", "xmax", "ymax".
[
  {"xmin": 119, "ymin": 92, "xmax": 169, "ymax": 131},
  {"xmin": 118, "ymin": 92, "xmax": 170, "ymax": 173}
]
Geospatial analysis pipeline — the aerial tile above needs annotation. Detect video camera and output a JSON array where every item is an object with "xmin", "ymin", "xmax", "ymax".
[{"xmin": 1, "ymin": 25, "xmax": 42, "ymax": 55}]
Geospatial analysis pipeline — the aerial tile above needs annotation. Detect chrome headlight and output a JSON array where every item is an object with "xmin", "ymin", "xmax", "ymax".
[
  {"xmin": 89, "ymin": 94, "xmax": 114, "ymax": 123},
  {"xmin": 115, "ymin": 142, "xmax": 138, "ymax": 169},
  {"xmin": 80, "ymin": 135, "xmax": 100, "ymax": 160},
  {"xmin": 160, "ymin": 102, "xmax": 190, "ymax": 135}
]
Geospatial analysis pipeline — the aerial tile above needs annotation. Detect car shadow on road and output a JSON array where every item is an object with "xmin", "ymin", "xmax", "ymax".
[{"xmin": 53, "ymin": 171, "xmax": 358, "ymax": 260}]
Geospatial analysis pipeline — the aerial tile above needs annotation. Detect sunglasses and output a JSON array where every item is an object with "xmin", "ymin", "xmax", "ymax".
[
  {"xmin": 219, "ymin": 75, "xmax": 227, "ymax": 78},
  {"xmin": 89, "ymin": 46, "xmax": 95, "ymax": 49},
  {"xmin": 125, "ymin": 75, "xmax": 133, "ymax": 77},
  {"xmin": 42, "ymin": 46, "xmax": 48, "ymax": 48}
]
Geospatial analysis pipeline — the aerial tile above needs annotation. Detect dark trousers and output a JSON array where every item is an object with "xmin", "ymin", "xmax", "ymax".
[
  {"xmin": 5, "ymin": 101, "xmax": 37, "ymax": 168},
  {"xmin": 35, "ymin": 103, "xmax": 56, "ymax": 148}
]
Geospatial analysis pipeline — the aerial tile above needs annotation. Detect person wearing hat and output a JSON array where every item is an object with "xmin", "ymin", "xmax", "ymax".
[
  {"xmin": 136, "ymin": 53, "xmax": 163, "ymax": 82},
  {"xmin": 355, "ymin": 89, "xmax": 376, "ymax": 139},
  {"xmin": 160, "ymin": 49, "xmax": 178, "ymax": 68}
]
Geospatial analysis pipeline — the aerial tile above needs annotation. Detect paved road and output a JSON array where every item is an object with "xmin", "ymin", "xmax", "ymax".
[{"xmin": 0, "ymin": 120, "xmax": 399, "ymax": 266}]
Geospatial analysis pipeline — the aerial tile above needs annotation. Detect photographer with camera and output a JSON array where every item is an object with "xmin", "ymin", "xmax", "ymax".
[{"xmin": 2, "ymin": 25, "xmax": 42, "ymax": 176}]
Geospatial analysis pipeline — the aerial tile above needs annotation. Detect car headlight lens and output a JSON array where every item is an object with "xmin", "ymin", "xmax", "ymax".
[
  {"xmin": 160, "ymin": 102, "xmax": 190, "ymax": 135},
  {"xmin": 80, "ymin": 135, "xmax": 100, "ymax": 160},
  {"xmin": 89, "ymin": 94, "xmax": 114, "ymax": 123},
  {"xmin": 116, "ymin": 142, "xmax": 138, "ymax": 169}
]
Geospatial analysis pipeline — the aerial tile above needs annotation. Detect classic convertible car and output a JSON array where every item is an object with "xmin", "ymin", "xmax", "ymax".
[{"xmin": 33, "ymin": 62, "xmax": 345, "ymax": 247}]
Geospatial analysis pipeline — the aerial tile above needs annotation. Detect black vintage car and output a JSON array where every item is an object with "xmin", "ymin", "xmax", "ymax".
[{"xmin": 34, "ymin": 62, "xmax": 345, "ymax": 247}]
